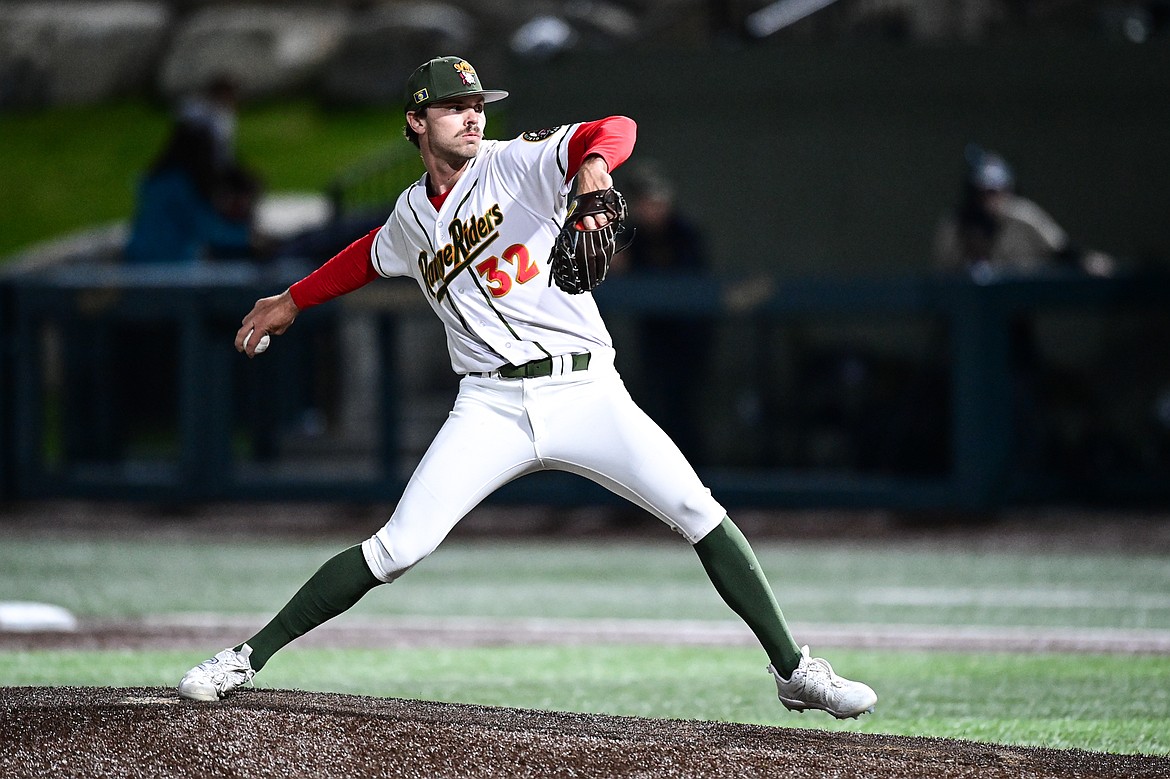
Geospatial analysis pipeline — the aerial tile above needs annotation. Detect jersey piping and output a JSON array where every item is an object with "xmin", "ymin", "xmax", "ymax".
[
  {"xmin": 433, "ymin": 180, "xmax": 499, "ymax": 303},
  {"xmin": 404, "ymin": 183, "xmax": 436, "ymax": 254},
  {"xmin": 464, "ymin": 258, "xmax": 553, "ymax": 362},
  {"xmin": 443, "ymin": 179, "xmax": 552, "ymax": 360},
  {"xmin": 554, "ymin": 129, "xmax": 570, "ymax": 181}
]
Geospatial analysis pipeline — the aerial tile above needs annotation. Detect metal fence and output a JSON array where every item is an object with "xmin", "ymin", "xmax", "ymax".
[{"xmin": 3, "ymin": 263, "xmax": 1168, "ymax": 511}]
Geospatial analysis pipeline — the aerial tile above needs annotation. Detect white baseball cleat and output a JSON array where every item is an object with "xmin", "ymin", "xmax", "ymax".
[
  {"xmin": 178, "ymin": 644, "xmax": 257, "ymax": 701},
  {"xmin": 768, "ymin": 646, "xmax": 877, "ymax": 719}
]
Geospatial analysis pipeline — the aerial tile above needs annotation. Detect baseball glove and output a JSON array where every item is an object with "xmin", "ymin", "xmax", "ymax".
[{"xmin": 549, "ymin": 188, "xmax": 633, "ymax": 294}]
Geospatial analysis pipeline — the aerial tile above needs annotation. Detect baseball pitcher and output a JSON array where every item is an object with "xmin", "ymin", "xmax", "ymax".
[{"xmin": 178, "ymin": 56, "xmax": 876, "ymax": 719}]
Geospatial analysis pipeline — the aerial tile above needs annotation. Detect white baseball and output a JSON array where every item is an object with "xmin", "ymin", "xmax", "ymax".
[{"xmin": 247, "ymin": 328, "xmax": 271, "ymax": 354}]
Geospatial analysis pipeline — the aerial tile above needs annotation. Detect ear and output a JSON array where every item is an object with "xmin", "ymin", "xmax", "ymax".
[{"xmin": 406, "ymin": 111, "xmax": 426, "ymax": 134}]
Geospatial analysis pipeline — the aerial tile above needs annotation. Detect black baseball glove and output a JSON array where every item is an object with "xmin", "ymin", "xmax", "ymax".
[{"xmin": 549, "ymin": 188, "xmax": 634, "ymax": 294}]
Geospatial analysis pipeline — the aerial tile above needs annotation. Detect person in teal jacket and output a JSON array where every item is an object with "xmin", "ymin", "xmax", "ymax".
[{"xmin": 124, "ymin": 122, "xmax": 255, "ymax": 264}]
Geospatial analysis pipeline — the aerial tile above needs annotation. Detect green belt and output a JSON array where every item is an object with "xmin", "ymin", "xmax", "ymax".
[{"xmin": 478, "ymin": 352, "xmax": 591, "ymax": 379}]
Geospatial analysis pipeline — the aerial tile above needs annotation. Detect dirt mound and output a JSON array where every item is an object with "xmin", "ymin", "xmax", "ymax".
[{"xmin": 2, "ymin": 687, "xmax": 1167, "ymax": 779}]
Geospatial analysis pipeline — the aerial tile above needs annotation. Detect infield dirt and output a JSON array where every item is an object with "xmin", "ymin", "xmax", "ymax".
[{"xmin": 3, "ymin": 685, "xmax": 1169, "ymax": 779}]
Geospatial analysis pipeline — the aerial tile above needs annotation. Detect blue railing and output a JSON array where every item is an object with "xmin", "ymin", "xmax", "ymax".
[{"xmin": 3, "ymin": 263, "xmax": 1168, "ymax": 511}]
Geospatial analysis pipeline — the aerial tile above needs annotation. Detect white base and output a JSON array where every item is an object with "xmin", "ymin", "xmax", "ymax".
[{"xmin": 0, "ymin": 601, "xmax": 78, "ymax": 632}]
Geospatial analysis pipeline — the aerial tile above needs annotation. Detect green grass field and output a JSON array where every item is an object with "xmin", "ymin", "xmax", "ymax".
[
  {"xmin": 0, "ymin": 101, "xmax": 413, "ymax": 258},
  {"xmin": 2, "ymin": 525, "xmax": 1169, "ymax": 755}
]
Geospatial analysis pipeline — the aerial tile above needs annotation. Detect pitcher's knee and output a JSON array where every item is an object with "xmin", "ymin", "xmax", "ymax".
[
  {"xmin": 666, "ymin": 487, "xmax": 726, "ymax": 544},
  {"xmin": 361, "ymin": 533, "xmax": 434, "ymax": 583}
]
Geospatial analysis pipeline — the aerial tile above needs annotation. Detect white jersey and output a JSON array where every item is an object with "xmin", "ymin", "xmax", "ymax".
[{"xmin": 370, "ymin": 124, "xmax": 613, "ymax": 374}]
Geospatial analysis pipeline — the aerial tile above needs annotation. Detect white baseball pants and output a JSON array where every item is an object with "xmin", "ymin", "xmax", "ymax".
[{"xmin": 361, "ymin": 349, "xmax": 726, "ymax": 582}]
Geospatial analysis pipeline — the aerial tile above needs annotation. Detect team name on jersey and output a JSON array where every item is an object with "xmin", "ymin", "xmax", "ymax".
[{"xmin": 417, "ymin": 203, "xmax": 505, "ymax": 297}]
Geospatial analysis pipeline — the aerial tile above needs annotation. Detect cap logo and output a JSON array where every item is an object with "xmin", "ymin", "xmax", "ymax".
[
  {"xmin": 453, "ymin": 60, "xmax": 478, "ymax": 86},
  {"xmin": 413, "ymin": 88, "xmax": 429, "ymax": 104}
]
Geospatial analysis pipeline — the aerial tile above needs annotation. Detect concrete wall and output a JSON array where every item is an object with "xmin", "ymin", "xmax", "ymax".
[{"xmin": 502, "ymin": 42, "xmax": 1170, "ymax": 277}]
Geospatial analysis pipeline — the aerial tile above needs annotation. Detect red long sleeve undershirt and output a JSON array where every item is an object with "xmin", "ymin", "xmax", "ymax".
[
  {"xmin": 288, "ymin": 228, "xmax": 380, "ymax": 310},
  {"xmin": 566, "ymin": 115, "xmax": 636, "ymax": 183},
  {"xmin": 289, "ymin": 116, "xmax": 637, "ymax": 310}
]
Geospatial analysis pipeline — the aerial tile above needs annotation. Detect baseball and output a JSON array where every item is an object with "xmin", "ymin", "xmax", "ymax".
[{"xmin": 247, "ymin": 329, "xmax": 271, "ymax": 354}]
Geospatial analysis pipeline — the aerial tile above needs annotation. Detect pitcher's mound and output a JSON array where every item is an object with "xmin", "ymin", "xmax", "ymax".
[{"xmin": 1, "ymin": 686, "xmax": 1166, "ymax": 778}]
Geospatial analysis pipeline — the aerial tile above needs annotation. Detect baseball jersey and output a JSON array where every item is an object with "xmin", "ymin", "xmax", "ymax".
[
  {"xmin": 289, "ymin": 119, "xmax": 636, "ymax": 375},
  {"xmin": 373, "ymin": 125, "xmax": 615, "ymax": 374}
]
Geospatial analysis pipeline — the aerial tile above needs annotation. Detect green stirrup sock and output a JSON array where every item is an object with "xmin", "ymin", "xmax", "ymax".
[
  {"xmin": 241, "ymin": 544, "xmax": 383, "ymax": 671},
  {"xmin": 693, "ymin": 517, "xmax": 803, "ymax": 677}
]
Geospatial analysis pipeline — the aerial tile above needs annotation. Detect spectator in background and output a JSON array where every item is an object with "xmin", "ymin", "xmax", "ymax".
[
  {"xmin": 933, "ymin": 144, "xmax": 1114, "ymax": 279},
  {"xmin": 932, "ymin": 144, "xmax": 1115, "ymax": 486},
  {"xmin": 613, "ymin": 161, "xmax": 714, "ymax": 464},
  {"xmin": 178, "ymin": 74, "xmax": 264, "ymax": 228},
  {"xmin": 124, "ymin": 119, "xmax": 258, "ymax": 264},
  {"xmin": 179, "ymin": 74, "xmax": 241, "ymax": 171},
  {"xmin": 118, "ymin": 102, "xmax": 271, "ymax": 470}
]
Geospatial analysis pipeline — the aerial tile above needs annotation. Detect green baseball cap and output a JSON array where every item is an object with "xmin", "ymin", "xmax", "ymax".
[{"xmin": 404, "ymin": 56, "xmax": 509, "ymax": 112}]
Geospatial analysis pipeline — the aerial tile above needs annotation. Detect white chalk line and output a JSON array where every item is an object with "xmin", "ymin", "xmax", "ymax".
[
  {"xmin": 857, "ymin": 587, "xmax": 1170, "ymax": 610},
  {"xmin": 126, "ymin": 613, "xmax": 1170, "ymax": 654}
]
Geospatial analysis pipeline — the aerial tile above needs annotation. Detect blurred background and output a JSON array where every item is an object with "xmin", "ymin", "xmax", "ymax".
[{"xmin": 2, "ymin": 0, "xmax": 1169, "ymax": 516}]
